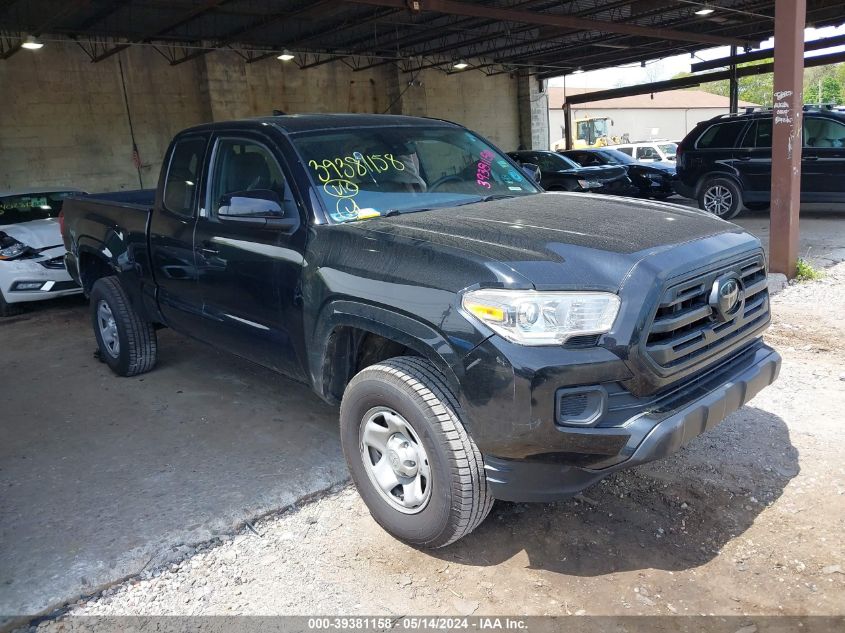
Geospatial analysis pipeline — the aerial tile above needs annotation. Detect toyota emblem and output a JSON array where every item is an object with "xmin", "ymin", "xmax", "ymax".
[{"xmin": 709, "ymin": 274, "xmax": 744, "ymax": 322}]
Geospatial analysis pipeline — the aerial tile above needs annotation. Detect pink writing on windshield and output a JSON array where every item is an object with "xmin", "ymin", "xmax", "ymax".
[{"xmin": 476, "ymin": 150, "xmax": 495, "ymax": 189}]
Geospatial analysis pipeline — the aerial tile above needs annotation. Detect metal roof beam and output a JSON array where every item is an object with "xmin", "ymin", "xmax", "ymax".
[
  {"xmin": 691, "ymin": 32, "xmax": 845, "ymax": 72},
  {"xmin": 559, "ymin": 47, "xmax": 845, "ymax": 105},
  {"xmin": 1, "ymin": 0, "xmax": 91, "ymax": 59},
  {"xmin": 87, "ymin": 0, "xmax": 232, "ymax": 63},
  {"xmin": 169, "ymin": 0, "xmax": 335, "ymax": 65},
  {"xmin": 340, "ymin": 0, "xmax": 750, "ymax": 47}
]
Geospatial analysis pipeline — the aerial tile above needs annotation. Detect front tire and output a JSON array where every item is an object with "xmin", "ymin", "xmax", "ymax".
[
  {"xmin": 0, "ymin": 291, "xmax": 24, "ymax": 317},
  {"xmin": 340, "ymin": 357, "xmax": 493, "ymax": 548},
  {"xmin": 90, "ymin": 277, "xmax": 157, "ymax": 377},
  {"xmin": 698, "ymin": 177, "xmax": 743, "ymax": 219}
]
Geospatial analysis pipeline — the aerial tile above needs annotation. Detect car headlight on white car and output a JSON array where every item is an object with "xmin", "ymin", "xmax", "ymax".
[
  {"xmin": 577, "ymin": 179, "xmax": 602, "ymax": 189},
  {"xmin": 0, "ymin": 235, "xmax": 29, "ymax": 260},
  {"xmin": 462, "ymin": 289, "xmax": 620, "ymax": 346}
]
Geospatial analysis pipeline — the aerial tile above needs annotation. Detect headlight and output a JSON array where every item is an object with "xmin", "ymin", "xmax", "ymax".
[
  {"xmin": 462, "ymin": 289, "xmax": 620, "ymax": 346},
  {"xmin": 0, "ymin": 237, "xmax": 28, "ymax": 260},
  {"xmin": 577, "ymin": 179, "xmax": 602, "ymax": 189}
]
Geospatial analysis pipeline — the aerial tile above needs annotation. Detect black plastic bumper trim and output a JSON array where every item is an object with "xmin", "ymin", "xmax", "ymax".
[{"xmin": 485, "ymin": 346, "xmax": 781, "ymax": 502}]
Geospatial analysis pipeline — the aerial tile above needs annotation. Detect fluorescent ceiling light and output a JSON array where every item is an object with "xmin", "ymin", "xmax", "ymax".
[
  {"xmin": 277, "ymin": 49, "xmax": 295, "ymax": 61},
  {"xmin": 572, "ymin": 68, "xmax": 584, "ymax": 74},
  {"xmin": 453, "ymin": 60, "xmax": 469, "ymax": 70},
  {"xmin": 695, "ymin": 7, "xmax": 715, "ymax": 15},
  {"xmin": 21, "ymin": 35, "xmax": 44, "ymax": 50}
]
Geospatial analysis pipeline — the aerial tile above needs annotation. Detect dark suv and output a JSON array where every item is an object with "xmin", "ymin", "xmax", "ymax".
[{"xmin": 675, "ymin": 107, "xmax": 845, "ymax": 219}]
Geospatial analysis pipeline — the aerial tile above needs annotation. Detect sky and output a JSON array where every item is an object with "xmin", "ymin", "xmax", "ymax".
[{"xmin": 547, "ymin": 24, "xmax": 845, "ymax": 89}]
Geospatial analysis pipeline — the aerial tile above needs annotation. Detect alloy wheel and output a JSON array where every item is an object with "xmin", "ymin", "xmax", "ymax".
[{"xmin": 703, "ymin": 185, "xmax": 734, "ymax": 217}]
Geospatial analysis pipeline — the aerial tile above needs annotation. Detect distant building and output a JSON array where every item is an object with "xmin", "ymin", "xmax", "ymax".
[{"xmin": 547, "ymin": 87, "xmax": 759, "ymax": 148}]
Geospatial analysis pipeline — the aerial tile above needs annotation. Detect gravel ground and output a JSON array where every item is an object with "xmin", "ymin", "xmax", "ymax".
[{"xmin": 24, "ymin": 263, "xmax": 845, "ymax": 627}]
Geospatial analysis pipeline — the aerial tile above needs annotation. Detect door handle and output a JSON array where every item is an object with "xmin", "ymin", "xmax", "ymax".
[
  {"xmin": 200, "ymin": 246, "xmax": 219, "ymax": 255},
  {"xmin": 737, "ymin": 155, "xmax": 751, "ymax": 161},
  {"xmin": 803, "ymin": 155, "xmax": 819, "ymax": 161}
]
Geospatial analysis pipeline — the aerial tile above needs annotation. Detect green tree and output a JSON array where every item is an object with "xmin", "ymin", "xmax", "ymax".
[
  {"xmin": 805, "ymin": 74, "xmax": 843, "ymax": 105},
  {"xmin": 673, "ymin": 60, "xmax": 774, "ymax": 106}
]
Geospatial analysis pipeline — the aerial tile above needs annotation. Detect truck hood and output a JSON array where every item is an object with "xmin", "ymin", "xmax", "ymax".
[
  {"xmin": 358, "ymin": 192, "xmax": 747, "ymax": 291},
  {"xmin": 0, "ymin": 218, "xmax": 63, "ymax": 250}
]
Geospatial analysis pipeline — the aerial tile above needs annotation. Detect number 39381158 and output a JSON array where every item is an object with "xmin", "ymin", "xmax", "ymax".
[{"xmin": 476, "ymin": 150, "xmax": 495, "ymax": 189}]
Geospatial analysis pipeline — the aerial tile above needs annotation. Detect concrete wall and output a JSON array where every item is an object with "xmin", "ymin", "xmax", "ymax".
[
  {"xmin": 549, "ymin": 106, "xmax": 734, "ymax": 147},
  {"xmin": 0, "ymin": 43, "xmax": 207, "ymax": 192},
  {"xmin": 0, "ymin": 42, "xmax": 521, "ymax": 193}
]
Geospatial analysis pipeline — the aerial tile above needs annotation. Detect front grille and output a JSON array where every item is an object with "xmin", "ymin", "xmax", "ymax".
[
  {"xmin": 40, "ymin": 255, "xmax": 66, "ymax": 270},
  {"xmin": 645, "ymin": 253, "xmax": 769, "ymax": 370}
]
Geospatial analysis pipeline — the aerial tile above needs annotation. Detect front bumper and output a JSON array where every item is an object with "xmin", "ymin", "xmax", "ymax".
[
  {"xmin": 1, "ymin": 255, "xmax": 81, "ymax": 304},
  {"xmin": 483, "ymin": 344, "xmax": 781, "ymax": 501}
]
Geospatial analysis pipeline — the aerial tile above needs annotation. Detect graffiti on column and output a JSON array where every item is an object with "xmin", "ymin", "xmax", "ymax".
[{"xmin": 773, "ymin": 89, "xmax": 800, "ymax": 161}]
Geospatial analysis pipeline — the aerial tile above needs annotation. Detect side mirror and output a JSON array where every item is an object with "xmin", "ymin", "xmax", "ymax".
[
  {"xmin": 218, "ymin": 189, "xmax": 283, "ymax": 218},
  {"xmin": 521, "ymin": 163, "xmax": 541, "ymax": 183}
]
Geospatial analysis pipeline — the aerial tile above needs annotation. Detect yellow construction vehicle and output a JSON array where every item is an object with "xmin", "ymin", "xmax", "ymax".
[{"xmin": 553, "ymin": 116, "xmax": 621, "ymax": 150}]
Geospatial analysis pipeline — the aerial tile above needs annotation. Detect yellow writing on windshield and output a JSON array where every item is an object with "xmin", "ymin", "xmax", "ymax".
[{"xmin": 307, "ymin": 153, "xmax": 405, "ymax": 184}]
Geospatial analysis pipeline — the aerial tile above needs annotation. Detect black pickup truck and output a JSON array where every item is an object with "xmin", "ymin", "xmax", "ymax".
[{"xmin": 62, "ymin": 114, "xmax": 781, "ymax": 548}]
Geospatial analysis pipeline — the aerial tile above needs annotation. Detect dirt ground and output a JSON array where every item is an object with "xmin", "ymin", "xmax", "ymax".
[{"xmin": 23, "ymin": 263, "xmax": 843, "ymax": 628}]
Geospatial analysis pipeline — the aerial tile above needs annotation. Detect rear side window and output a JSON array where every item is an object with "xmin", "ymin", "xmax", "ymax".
[
  {"xmin": 616, "ymin": 146, "xmax": 633, "ymax": 156},
  {"xmin": 804, "ymin": 117, "xmax": 845, "ymax": 148},
  {"xmin": 740, "ymin": 119, "xmax": 773, "ymax": 148},
  {"xmin": 696, "ymin": 121, "xmax": 748, "ymax": 149},
  {"xmin": 163, "ymin": 136, "xmax": 207, "ymax": 217}
]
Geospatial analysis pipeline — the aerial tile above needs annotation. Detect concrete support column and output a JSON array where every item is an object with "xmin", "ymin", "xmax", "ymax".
[
  {"xmin": 517, "ymin": 69, "xmax": 549, "ymax": 150},
  {"xmin": 769, "ymin": 0, "xmax": 806, "ymax": 278}
]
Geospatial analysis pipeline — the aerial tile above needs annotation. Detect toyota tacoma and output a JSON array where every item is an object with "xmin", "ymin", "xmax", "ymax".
[{"xmin": 61, "ymin": 114, "xmax": 780, "ymax": 547}]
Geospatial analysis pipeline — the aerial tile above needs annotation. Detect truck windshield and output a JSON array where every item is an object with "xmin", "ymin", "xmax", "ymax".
[{"xmin": 291, "ymin": 126, "xmax": 540, "ymax": 223}]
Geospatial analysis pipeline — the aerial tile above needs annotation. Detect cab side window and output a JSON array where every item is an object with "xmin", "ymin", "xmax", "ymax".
[
  {"xmin": 163, "ymin": 136, "xmax": 207, "ymax": 217},
  {"xmin": 616, "ymin": 147, "xmax": 633, "ymax": 156},
  {"xmin": 636, "ymin": 146, "xmax": 659, "ymax": 160},
  {"xmin": 208, "ymin": 138, "xmax": 296, "ymax": 217}
]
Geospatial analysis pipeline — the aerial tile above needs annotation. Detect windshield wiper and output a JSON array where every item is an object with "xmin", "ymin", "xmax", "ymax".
[{"xmin": 478, "ymin": 194, "xmax": 517, "ymax": 202}]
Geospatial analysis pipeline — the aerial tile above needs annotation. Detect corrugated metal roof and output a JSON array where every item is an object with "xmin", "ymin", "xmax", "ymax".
[{"xmin": 0, "ymin": 1, "xmax": 843, "ymax": 77}]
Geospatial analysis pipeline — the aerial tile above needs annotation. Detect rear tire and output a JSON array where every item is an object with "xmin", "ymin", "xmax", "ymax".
[
  {"xmin": 340, "ymin": 356, "xmax": 493, "ymax": 548},
  {"xmin": 90, "ymin": 277, "xmax": 157, "ymax": 377},
  {"xmin": 698, "ymin": 177, "xmax": 743, "ymax": 220}
]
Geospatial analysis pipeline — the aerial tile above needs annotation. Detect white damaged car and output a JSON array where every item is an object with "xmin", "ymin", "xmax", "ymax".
[{"xmin": 0, "ymin": 189, "xmax": 82, "ymax": 316}]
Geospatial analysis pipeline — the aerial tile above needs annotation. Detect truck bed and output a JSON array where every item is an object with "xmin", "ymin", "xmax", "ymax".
[
  {"xmin": 61, "ymin": 189, "xmax": 157, "ymax": 318},
  {"xmin": 76, "ymin": 188, "xmax": 156, "ymax": 210}
]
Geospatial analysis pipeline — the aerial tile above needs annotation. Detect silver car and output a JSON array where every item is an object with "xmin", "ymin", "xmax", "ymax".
[{"xmin": 0, "ymin": 189, "xmax": 83, "ymax": 316}]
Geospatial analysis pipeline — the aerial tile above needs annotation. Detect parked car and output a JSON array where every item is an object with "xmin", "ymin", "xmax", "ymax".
[
  {"xmin": 609, "ymin": 141, "xmax": 678, "ymax": 162},
  {"xmin": 507, "ymin": 149, "xmax": 635, "ymax": 195},
  {"xmin": 560, "ymin": 148, "xmax": 676, "ymax": 199},
  {"xmin": 62, "ymin": 114, "xmax": 780, "ymax": 548},
  {"xmin": 0, "ymin": 189, "xmax": 83, "ymax": 316},
  {"xmin": 674, "ymin": 107, "xmax": 845, "ymax": 219}
]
